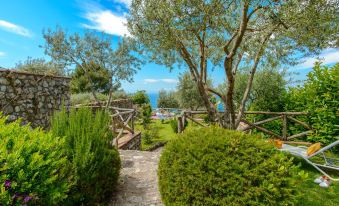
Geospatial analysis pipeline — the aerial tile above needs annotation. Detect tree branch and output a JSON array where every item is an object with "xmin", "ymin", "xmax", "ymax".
[{"xmin": 235, "ymin": 31, "xmax": 274, "ymax": 128}]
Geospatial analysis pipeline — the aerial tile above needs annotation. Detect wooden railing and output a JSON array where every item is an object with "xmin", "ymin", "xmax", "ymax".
[
  {"xmin": 110, "ymin": 107, "xmax": 136, "ymax": 146},
  {"xmin": 240, "ymin": 111, "xmax": 312, "ymax": 141},
  {"xmin": 177, "ymin": 110, "xmax": 312, "ymax": 142}
]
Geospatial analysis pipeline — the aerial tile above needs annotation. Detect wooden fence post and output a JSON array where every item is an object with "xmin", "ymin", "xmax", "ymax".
[
  {"xmin": 282, "ymin": 115, "xmax": 287, "ymax": 140},
  {"xmin": 178, "ymin": 116, "xmax": 183, "ymax": 133}
]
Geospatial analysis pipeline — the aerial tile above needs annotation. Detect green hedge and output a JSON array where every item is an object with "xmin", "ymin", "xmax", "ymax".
[
  {"xmin": 51, "ymin": 107, "xmax": 121, "ymax": 205},
  {"xmin": 0, "ymin": 115, "xmax": 72, "ymax": 205},
  {"xmin": 158, "ymin": 127, "xmax": 302, "ymax": 206}
]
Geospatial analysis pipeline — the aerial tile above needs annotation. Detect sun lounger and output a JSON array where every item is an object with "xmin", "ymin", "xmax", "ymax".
[{"xmin": 280, "ymin": 140, "xmax": 339, "ymax": 181}]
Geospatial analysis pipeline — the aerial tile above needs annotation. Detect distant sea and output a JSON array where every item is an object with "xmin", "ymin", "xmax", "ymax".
[
  {"xmin": 147, "ymin": 93, "xmax": 224, "ymax": 111},
  {"xmin": 148, "ymin": 93, "xmax": 159, "ymax": 108}
]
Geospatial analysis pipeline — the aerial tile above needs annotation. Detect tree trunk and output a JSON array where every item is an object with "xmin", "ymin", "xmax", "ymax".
[
  {"xmin": 195, "ymin": 79, "xmax": 217, "ymax": 121},
  {"xmin": 106, "ymin": 77, "xmax": 113, "ymax": 110},
  {"xmin": 223, "ymin": 58, "xmax": 236, "ymax": 129}
]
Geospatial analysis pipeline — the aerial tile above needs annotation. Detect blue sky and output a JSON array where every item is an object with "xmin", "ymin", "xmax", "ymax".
[{"xmin": 0, "ymin": 0, "xmax": 338, "ymax": 93}]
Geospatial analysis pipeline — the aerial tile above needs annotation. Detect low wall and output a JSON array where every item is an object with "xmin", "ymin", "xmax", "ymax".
[{"xmin": 0, "ymin": 69, "xmax": 70, "ymax": 128}]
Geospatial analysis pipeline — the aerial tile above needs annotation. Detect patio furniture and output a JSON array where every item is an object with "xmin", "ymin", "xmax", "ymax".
[{"xmin": 280, "ymin": 140, "xmax": 339, "ymax": 181}]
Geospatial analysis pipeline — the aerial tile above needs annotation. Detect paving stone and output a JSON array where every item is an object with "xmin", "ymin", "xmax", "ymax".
[{"xmin": 110, "ymin": 149, "xmax": 163, "ymax": 206}]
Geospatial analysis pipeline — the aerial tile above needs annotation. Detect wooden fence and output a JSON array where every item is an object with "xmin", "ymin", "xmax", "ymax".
[{"xmin": 178, "ymin": 110, "xmax": 312, "ymax": 142}]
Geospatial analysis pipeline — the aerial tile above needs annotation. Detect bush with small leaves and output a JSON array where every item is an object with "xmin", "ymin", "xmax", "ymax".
[
  {"xmin": 0, "ymin": 114, "xmax": 73, "ymax": 205},
  {"xmin": 159, "ymin": 127, "xmax": 303, "ymax": 206}
]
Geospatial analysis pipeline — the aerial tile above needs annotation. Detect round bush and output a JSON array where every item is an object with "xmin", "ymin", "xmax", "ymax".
[{"xmin": 158, "ymin": 127, "xmax": 301, "ymax": 206}]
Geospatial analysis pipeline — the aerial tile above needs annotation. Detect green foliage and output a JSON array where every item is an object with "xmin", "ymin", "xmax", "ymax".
[
  {"xmin": 70, "ymin": 62, "xmax": 111, "ymax": 94},
  {"xmin": 50, "ymin": 108, "xmax": 121, "ymax": 204},
  {"xmin": 218, "ymin": 69, "xmax": 288, "ymax": 112},
  {"xmin": 139, "ymin": 103, "xmax": 152, "ymax": 129},
  {"xmin": 169, "ymin": 118, "xmax": 188, "ymax": 133},
  {"xmin": 159, "ymin": 127, "xmax": 303, "ymax": 206},
  {"xmin": 70, "ymin": 90, "xmax": 128, "ymax": 105},
  {"xmin": 132, "ymin": 90, "xmax": 150, "ymax": 105},
  {"xmin": 143, "ymin": 125, "xmax": 160, "ymax": 145},
  {"xmin": 157, "ymin": 90, "xmax": 179, "ymax": 108},
  {"xmin": 0, "ymin": 115, "xmax": 72, "ymax": 205},
  {"xmin": 42, "ymin": 27, "xmax": 142, "ymax": 98},
  {"xmin": 285, "ymin": 63, "xmax": 339, "ymax": 144},
  {"xmin": 70, "ymin": 92, "xmax": 108, "ymax": 105},
  {"xmin": 177, "ymin": 72, "xmax": 204, "ymax": 110},
  {"xmin": 169, "ymin": 119, "xmax": 178, "ymax": 133},
  {"xmin": 15, "ymin": 56, "xmax": 65, "ymax": 76}
]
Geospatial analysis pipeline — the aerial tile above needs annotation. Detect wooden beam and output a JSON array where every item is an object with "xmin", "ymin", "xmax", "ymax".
[
  {"xmin": 287, "ymin": 130, "xmax": 312, "ymax": 140},
  {"xmin": 287, "ymin": 116, "xmax": 312, "ymax": 130},
  {"xmin": 282, "ymin": 115, "xmax": 287, "ymax": 140},
  {"xmin": 178, "ymin": 116, "xmax": 183, "ymax": 133},
  {"xmin": 283, "ymin": 141, "xmax": 313, "ymax": 146},
  {"xmin": 186, "ymin": 115, "xmax": 208, "ymax": 127},
  {"xmin": 241, "ymin": 119, "xmax": 282, "ymax": 139},
  {"xmin": 244, "ymin": 111, "xmax": 309, "ymax": 115},
  {"xmin": 110, "ymin": 110, "xmax": 134, "ymax": 117},
  {"xmin": 242, "ymin": 115, "xmax": 282, "ymax": 131}
]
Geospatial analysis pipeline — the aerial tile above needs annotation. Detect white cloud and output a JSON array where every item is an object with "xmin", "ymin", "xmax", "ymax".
[
  {"xmin": 113, "ymin": 0, "xmax": 131, "ymax": 7},
  {"xmin": 0, "ymin": 51, "xmax": 5, "ymax": 57},
  {"xmin": 0, "ymin": 20, "xmax": 32, "ymax": 37},
  {"xmin": 161, "ymin": 79, "xmax": 178, "ymax": 83},
  {"xmin": 298, "ymin": 49, "xmax": 339, "ymax": 68},
  {"xmin": 144, "ymin": 78, "xmax": 178, "ymax": 84},
  {"xmin": 82, "ymin": 9, "xmax": 129, "ymax": 36},
  {"xmin": 144, "ymin": 79, "xmax": 159, "ymax": 83}
]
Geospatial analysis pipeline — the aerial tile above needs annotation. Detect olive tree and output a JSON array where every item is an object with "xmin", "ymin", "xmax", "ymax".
[
  {"xmin": 41, "ymin": 27, "xmax": 143, "ymax": 106},
  {"xmin": 128, "ymin": 0, "xmax": 338, "ymax": 129}
]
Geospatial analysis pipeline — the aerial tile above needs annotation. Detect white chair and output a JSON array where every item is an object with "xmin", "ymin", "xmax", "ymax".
[{"xmin": 280, "ymin": 140, "xmax": 339, "ymax": 181}]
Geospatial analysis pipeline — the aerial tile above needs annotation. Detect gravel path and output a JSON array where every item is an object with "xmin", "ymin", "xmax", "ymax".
[{"xmin": 110, "ymin": 149, "xmax": 163, "ymax": 206}]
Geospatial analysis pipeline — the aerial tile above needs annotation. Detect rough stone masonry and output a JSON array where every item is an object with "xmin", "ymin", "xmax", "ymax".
[{"xmin": 0, "ymin": 69, "xmax": 70, "ymax": 128}]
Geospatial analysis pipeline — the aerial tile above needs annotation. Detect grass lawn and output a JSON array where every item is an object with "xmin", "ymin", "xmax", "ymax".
[
  {"xmin": 136, "ymin": 119, "xmax": 338, "ymax": 205},
  {"xmin": 296, "ymin": 158, "xmax": 338, "ymax": 206},
  {"xmin": 135, "ymin": 119, "xmax": 178, "ymax": 150}
]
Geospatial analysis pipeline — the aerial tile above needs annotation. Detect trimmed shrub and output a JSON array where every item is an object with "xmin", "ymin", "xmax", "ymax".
[
  {"xmin": 159, "ymin": 127, "xmax": 302, "ymax": 206},
  {"xmin": 50, "ymin": 108, "xmax": 121, "ymax": 204},
  {"xmin": 0, "ymin": 115, "xmax": 72, "ymax": 205}
]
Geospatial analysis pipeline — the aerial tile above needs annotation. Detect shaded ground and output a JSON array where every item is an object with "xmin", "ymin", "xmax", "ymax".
[{"xmin": 110, "ymin": 149, "xmax": 163, "ymax": 206}]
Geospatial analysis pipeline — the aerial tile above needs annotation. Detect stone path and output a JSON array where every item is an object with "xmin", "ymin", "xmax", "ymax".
[{"xmin": 110, "ymin": 149, "xmax": 163, "ymax": 206}]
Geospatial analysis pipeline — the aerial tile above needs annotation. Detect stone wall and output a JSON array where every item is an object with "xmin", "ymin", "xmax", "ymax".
[{"xmin": 0, "ymin": 69, "xmax": 70, "ymax": 128}]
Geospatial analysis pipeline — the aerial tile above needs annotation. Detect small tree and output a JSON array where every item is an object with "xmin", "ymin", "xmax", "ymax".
[
  {"xmin": 177, "ymin": 72, "xmax": 204, "ymax": 110},
  {"xmin": 15, "ymin": 57, "xmax": 65, "ymax": 76},
  {"xmin": 70, "ymin": 61, "xmax": 111, "ymax": 94},
  {"xmin": 157, "ymin": 90, "xmax": 180, "ymax": 108},
  {"xmin": 41, "ymin": 27, "xmax": 143, "ymax": 105},
  {"xmin": 132, "ymin": 90, "xmax": 150, "ymax": 105}
]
